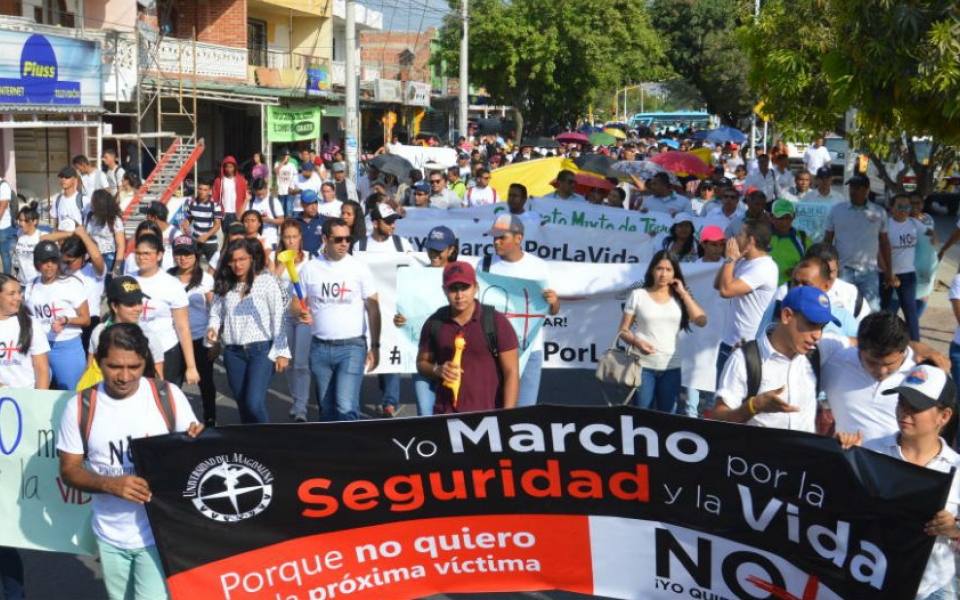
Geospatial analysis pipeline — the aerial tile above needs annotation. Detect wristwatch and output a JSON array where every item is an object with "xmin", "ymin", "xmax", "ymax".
[{"xmin": 724, "ymin": 257, "xmax": 736, "ymax": 265}]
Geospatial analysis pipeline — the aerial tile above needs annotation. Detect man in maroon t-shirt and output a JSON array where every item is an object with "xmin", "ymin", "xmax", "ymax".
[{"xmin": 416, "ymin": 261, "xmax": 520, "ymax": 414}]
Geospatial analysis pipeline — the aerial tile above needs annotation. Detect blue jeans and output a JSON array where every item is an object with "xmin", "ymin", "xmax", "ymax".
[
  {"xmin": 840, "ymin": 266, "xmax": 880, "ymax": 312},
  {"xmin": 310, "ymin": 336, "xmax": 366, "ymax": 421},
  {"xmin": 49, "ymin": 336, "xmax": 85, "ymax": 391},
  {"xmin": 0, "ymin": 227, "xmax": 15, "ymax": 276},
  {"xmin": 716, "ymin": 342, "xmax": 734, "ymax": 389},
  {"xmin": 413, "ymin": 373, "xmax": 436, "ymax": 416},
  {"xmin": 880, "ymin": 271, "xmax": 920, "ymax": 341},
  {"xmin": 635, "ymin": 367, "xmax": 681, "ymax": 412},
  {"xmin": 680, "ymin": 387, "xmax": 714, "ymax": 418},
  {"xmin": 280, "ymin": 194, "xmax": 295, "ymax": 217},
  {"xmin": 222, "ymin": 341, "xmax": 275, "ymax": 424},
  {"xmin": 378, "ymin": 373, "xmax": 400, "ymax": 410},
  {"xmin": 0, "ymin": 546, "xmax": 24, "ymax": 600},
  {"xmin": 517, "ymin": 349, "xmax": 543, "ymax": 407},
  {"xmin": 918, "ymin": 581, "xmax": 957, "ymax": 600}
]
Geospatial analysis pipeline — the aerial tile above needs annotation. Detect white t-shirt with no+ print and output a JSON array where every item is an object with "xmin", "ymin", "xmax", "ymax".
[
  {"xmin": 0, "ymin": 315, "xmax": 49, "ymax": 387},
  {"xmin": 133, "ymin": 270, "xmax": 189, "ymax": 352},
  {"xmin": 24, "ymin": 275, "xmax": 87, "ymax": 342},
  {"xmin": 299, "ymin": 253, "xmax": 377, "ymax": 340},
  {"xmin": 56, "ymin": 379, "xmax": 197, "ymax": 549}
]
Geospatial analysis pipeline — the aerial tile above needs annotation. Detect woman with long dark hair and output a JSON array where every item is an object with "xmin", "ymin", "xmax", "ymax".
[
  {"xmin": 207, "ymin": 238, "xmax": 290, "ymax": 423},
  {"xmin": 661, "ymin": 213, "xmax": 700, "ymax": 263},
  {"xmin": 340, "ymin": 199, "xmax": 366, "ymax": 252},
  {"xmin": 272, "ymin": 220, "xmax": 311, "ymax": 421},
  {"xmin": 616, "ymin": 250, "xmax": 707, "ymax": 412},
  {"xmin": 169, "ymin": 235, "xmax": 217, "ymax": 426},
  {"xmin": 132, "ymin": 233, "xmax": 199, "ymax": 387},
  {"xmin": 13, "ymin": 202, "xmax": 41, "ymax": 285},
  {"xmin": 24, "ymin": 240, "xmax": 89, "ymax": 390},
  {"xmin": 83, "ymin": 188, "xmax": 125, "ymax": 276}
]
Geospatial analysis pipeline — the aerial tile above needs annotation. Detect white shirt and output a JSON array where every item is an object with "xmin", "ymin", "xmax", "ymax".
[
  {"xmin": 802, "ymin": 189, "xmax": 845, "ymax": 204},
  {"xmin": 56, "ymin": 379, "xmax": 197, "ymax": 549},
  {"xmin": 429, "ymin": 188, "xmax": 460, "ymax": 210},
  {"xmin": 485, "ymin": 252, "xmax": 552, "ymax": 351},
  {"xmin": 0, "ymin": 180, "xmax": 12, "ymax": 229},
  {"xmin": 464, "ymin": 185, "xmax": 498, "ymax": 207},
  {"xmin": 134, "ymin": 270, "xmax": 189, "ymax": 352},
  {"xmin": 80, "ymin": 169, "xmax": 107, "ymax": 195},
  {"xmin": 317, "ymin": 199, "xmax": 343, "ymax": 218},
  {"xmin": 25, "ymin": 275, "xmax": 86, "ymax": 342},
  {"xmin": 358, "ymin": 234, "xmax": 413, "ymax": 253},
  {"xmin": 716, "ymin": 330, "xmax": 818, "ymax": 432},
  {"xmin": 207, "ymin": 272, "xmax": 290, "ymax": 361},
  {"xmin": 641, "ymin": 192, "xmax": 692, "ymax": 215},
  {"xmin": 721, "ymin": 256, "xmax": 779, "ymax": 346},
  {"xmin": 828, "ymin": 277, "xmax": 870, "ymax": 324},
  {"xmin": 85, "ymin": 216, "xmax": 123, "ymax": 255},
  {"xmin": 887, "ymin": 217, "xmax": 927, "ymax": 274},
  {"xmin": 52, "ymin": 191, "xmax": 85, "ymax": 232},
  {"xmin": 743, "ymin": 169, "xmax": 778, "ymax": 201},
  {"xmin": 65, "ymin": 262, "xmax": 106, "ymax": 319},
  {"xmin": 822, "ymin": 346, "xmax": 916, "ymax": 442},
  {"xmin": 88, "ymin": 321, "xmax": 165, "ymax": 365},
  {"xmin": 773, "ymin": 167, "xmax": 795, "ymax": 198},
  {"xmin": 623, "ymin": 288, "xmax": 682, "ymax": 371},
  {"xmin": 300, "ymin": 253, "xmax": 377, "ymax": 339},
  {"xmin": 276, "ymin": 161, "xmax": 299, "ymax": 195},
  {"xmin": 538, "ymin": 190, "xmax": 587, "ymax": 203},
  {"xmin": 950, "ymin": 275, "xmax": 960, "ymax": 344},
  {"xmin": 864, "ymin": 435, "xmax": 959, "ymax": 599},
  {"xmin": 220, "ymin": 177, "xmax": 239, "ymax": 214},
  {"xmin": 825, "ymin": 201, "xmax": 888, "ymax": 271},
  {"xmin": 803, "ymin": 145, "xmax": 831, "ymax": 174},
  {"xmin": 0, "ymin": 315, "xmax": 49, "ymax": 387},
  {"xmin": 14, "ymin": 230, "xmax": 40, "ymax": 285},
  {"xmin": 249, "ymin": 195, "xmax": 284, "ymax": 249},
  {"xmin": 183, "ymin": 272, "xmax": 214, "ymax": 340}
]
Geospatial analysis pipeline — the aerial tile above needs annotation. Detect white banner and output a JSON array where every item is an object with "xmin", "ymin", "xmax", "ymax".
[{"xmin": 388, "ymin": 145, "xmax": 459, "ymax": 170}]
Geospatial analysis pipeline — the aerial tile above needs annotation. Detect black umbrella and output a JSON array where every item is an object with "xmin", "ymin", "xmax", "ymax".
[
  {"xmin": 574, "ymin": 153, "xmax": 626, "ymax": 178},
  {"xmin": 476, "ymin": 118, "xmax": 502, "ymax": 135},
  {"xmin": 535, "ymin": 137, "xmax": 562, "ymax": 149},
  {"xmin": 368, "ymin": 154, "xmax": 415, "ymax": 180}
]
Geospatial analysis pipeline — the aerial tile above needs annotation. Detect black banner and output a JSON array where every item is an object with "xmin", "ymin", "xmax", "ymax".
[{"xmin": 131, "ymin": 406, "xmax": 950, "ymax": 600}]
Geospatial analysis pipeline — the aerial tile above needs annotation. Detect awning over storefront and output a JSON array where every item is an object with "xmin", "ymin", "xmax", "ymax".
[{"xmin": 142, "ymin": 77, "xmax": 345, "ymax": 107}]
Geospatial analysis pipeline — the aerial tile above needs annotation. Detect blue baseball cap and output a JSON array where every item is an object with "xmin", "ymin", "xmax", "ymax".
[
  {"xmin": 781, "ymin": 285, "xmax": 840, "ymax": 326},
  {"xmin": 424, "ymin": 226, "xmax": 457, "ymax": 251},
  {"xmin": 300, "ymin": 189, "xmax": 319, "ymax": 204},
  {"xmin": 413, "ymin": 181, "xmax": 430, "ymax": 194}
]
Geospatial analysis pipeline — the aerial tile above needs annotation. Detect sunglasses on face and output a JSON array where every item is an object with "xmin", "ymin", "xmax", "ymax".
[{"xmin": 329, "ymin": 236, "xmax": 352, "ymax": 244}]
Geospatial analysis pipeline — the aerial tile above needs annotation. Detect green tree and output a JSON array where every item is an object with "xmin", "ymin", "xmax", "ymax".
[
  {"xmin": 648, "ymin": 0, "xmax": 754, "ymax": 125},
  {"xmin": 740, "ymin": 0, "xmax": 960, "ymax": 197},
  {"xmin": 433, "ymin": 0, "xmax": 668, "ymax": 141}
]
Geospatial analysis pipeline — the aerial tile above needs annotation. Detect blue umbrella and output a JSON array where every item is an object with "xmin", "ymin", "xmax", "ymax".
[
  {"xmin": 697, "ymin": 126, "xmax": 747, "ymax": 145},
  {"xmin": 658, "ymin": 138, "xmax": 680, "ymax": 149}
]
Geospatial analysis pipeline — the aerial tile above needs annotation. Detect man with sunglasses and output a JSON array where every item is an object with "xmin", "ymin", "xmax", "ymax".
[
  {"xmin": 701, "ymin": 184, "xmax": 744, "ymax": 231},
  {"xmin": 427, "ymin": 171, "xmax": 458, "ymax": 210},
  {"xmin": 295, "ymin": 217, "xmax": 381, "ymax": 421},
  {"xmin": 539, "ymin": 169, "xmax": 586, "ymax": 202}
]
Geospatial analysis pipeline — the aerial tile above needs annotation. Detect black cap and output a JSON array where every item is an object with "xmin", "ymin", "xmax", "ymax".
[
  {"xmin": 107, "ymin": 276, "xmax": 150, "ymax": 305},
  {"xmin": 57, "ymin": 166, "xmax": 77, "ymax": 179},
  {"xmin": 33, "ymin": 240, "xmax": 60, "ymax": 263},
  {"xmin": 227, "ymin": 221, "xmax": 246, "ymax": 236},
  {"xmin": 172, "ymin": 235, "xmax": 198, "ymax": 254}
]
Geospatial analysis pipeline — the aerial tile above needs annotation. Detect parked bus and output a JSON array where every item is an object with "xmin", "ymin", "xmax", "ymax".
[{"xmin": 629, "ymin": 111, "xmax": 713, "ymax": 132}]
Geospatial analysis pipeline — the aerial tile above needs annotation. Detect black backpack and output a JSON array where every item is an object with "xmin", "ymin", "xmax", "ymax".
[
  {"xmin": 741, "ymin": 339, "xmax": 821, "ymax": 399},
  {"xmin": 426, "ymin": 304, "xmax": 499, "ymax": 361}
]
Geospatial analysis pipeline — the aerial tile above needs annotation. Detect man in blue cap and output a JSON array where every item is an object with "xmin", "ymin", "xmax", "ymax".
[
  {"xmin": 296, "ymin": 189, "xmax": 325, "ymax": 256},
  {"xmin": 714, "ymin": 285, "xmax": 841, "ymax": 432}
]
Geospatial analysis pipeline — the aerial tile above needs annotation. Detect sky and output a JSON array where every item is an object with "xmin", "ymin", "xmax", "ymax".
[{"xmin": 373, "ymin": 0, "xmax": 451, "ymax": 32}]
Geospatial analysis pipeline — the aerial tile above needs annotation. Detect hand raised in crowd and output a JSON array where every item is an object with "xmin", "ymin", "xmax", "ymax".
[
  {"xmin": 751, "ymin": 386, "xmax": 798, "ymax": 414},
  {"xmin": 671, "ymin": 279, "xmax": 690, "ymax": 299},
  {"xmin": 835, "ymin": 430, "xmax": 862, "ymax": 450}
]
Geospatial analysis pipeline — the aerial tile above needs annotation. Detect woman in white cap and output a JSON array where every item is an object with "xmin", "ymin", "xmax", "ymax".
[
  {"xmin": 661, "ymin": 213, "xmax": 700, "ymax": 263},
  {"xmin": 838, "ymin": 365, "xmax": 959, "ymax": 600}
]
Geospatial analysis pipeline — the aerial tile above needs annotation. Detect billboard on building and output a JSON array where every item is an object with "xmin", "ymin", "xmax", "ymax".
[
  {"xmin": 404, "ymin": 81, "xmax": 430, "ymax": 107},
  {"xmin": 0, "ymin": 31, "xmax": 101, "ymax": 110},
  {"xmin": 267, "ymin": 106, "xmax": 323, "ymax": 143},
  {"xmin": 307, "ymin": 63, "xmax": 330, "ymax": 97}
]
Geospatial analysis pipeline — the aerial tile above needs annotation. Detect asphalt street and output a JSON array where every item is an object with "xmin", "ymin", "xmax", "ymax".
[{"xmin": 15, "ymin": 199, "xmax": 960, "ymax": 600}]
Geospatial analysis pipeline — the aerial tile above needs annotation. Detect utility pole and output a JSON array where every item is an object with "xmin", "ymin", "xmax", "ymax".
[
  {"xmin": 458, "ymin": 0, "xmax": 469, "ymax": 141},
  {"xmin": 345, "ymin": 0, "xmax": 359, "ymax": 183}
]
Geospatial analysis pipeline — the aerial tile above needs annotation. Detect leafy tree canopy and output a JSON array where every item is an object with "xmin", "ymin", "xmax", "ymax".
[{"xmin": 433, "ymin": 0, "xmax": 669, "ymax": 139}]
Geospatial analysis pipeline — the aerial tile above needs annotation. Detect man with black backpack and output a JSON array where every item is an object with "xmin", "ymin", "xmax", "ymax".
[
  {"xmin": 416, "ymin": 261, "xmax": 519, "ymax": 414},
  {"xmin": 714, "ymin": 285, "xmax": 841, "ymax": 432}
]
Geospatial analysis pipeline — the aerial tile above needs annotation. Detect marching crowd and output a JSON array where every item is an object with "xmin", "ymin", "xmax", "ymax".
[{"xmin": 1, "ymin": 127, "xmax": 960, "ymax": 600}]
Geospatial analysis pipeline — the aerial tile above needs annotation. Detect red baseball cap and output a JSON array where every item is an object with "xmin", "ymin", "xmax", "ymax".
[{"xmin": 443, "ymin": 261, "xmax": 477, "ymax": 287}]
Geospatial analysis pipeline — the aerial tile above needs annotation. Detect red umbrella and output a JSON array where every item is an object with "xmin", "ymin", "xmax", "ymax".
[
  {"xmin": 572, "ymin": 172, "xmax": 615, "ymax": 195},
  {"xmin": 556, "ymin": 132, "xmax": 590, "ymax": 145},
  {"xmin": 650, "ymin": 151, "xmax": 711, "ymax": 177}
]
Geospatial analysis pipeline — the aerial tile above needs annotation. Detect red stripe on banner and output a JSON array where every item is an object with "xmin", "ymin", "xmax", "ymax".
[{"xmin": 166, "ymin": 514, "xmax": 594, "ymax": 600}]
